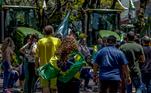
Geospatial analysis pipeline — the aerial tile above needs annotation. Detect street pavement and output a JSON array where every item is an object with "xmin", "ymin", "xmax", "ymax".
[
  {"xmin": 0, "ymin": 78, "xmax": 99, "ymax": 93},
  {"xmin": 0, "ymin": 44, "xmax": 99, "ymax": 93}
]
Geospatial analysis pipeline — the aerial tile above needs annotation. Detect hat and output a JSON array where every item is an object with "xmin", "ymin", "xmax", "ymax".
[{"xmin": 142, "ymin": 36, "xmax": 150, "ymax": 42}]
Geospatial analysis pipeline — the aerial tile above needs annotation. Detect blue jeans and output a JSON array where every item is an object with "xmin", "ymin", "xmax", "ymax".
[
  {"xmin": 3, "ymin": 70, "xmax": 19, "ymax": 92},
  {"xmin": 142, "ymin": 73, "xmax": 151, "ymax": 93},
  {"xmin": 2, "ymin": 61, "xmax": 11, "ymax": 91},
  {"xmin": 3, "ymin": 71, "xmax": 10, "ymax": 90},
  {"xmin": 80, "ymin": 68, "xmax": 92, "ymax": 89},
  {"xmin": 2, "ymin": 61, "xmax": 19, "ymax": 93},
  {"xmin": 127, "ymin": 75, "xmax": 143, "ymax": 93}
]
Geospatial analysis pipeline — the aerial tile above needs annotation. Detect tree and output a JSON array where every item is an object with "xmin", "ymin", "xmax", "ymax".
[
  {"xmin": 135, "ymin": 0, "xmax": 149, "ymax": 34},
  {"xmin": 140, "ymin": 0, "xmax": 149, "ymax": 11}
]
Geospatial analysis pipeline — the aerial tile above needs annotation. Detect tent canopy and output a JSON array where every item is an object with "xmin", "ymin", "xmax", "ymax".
[
  {"xmin": 100, "ymin": 0, "xmax": 128, "ymax": 10},
  {"xmin": 99, "ymin": 30, "xmax": 121, "ymax": 41}
]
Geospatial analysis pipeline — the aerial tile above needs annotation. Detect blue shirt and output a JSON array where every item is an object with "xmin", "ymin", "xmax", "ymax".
[{"xmin": 95, "ymin": 46, "xmax": 128, "ymax": 80}]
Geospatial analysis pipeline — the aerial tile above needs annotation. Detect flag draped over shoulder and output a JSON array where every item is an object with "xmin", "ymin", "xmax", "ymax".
[{"xmin": 57, "ymin": 11, "xmax": 71, "ymax": 37}]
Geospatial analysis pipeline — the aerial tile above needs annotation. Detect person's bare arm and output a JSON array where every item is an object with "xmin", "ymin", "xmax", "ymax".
[
  {"xmin": 139, "ymin": 46, "xmax": 145, "ymax": 64},
  {"xmin": 93, "ymin": 63, "xmax": 98, "ymax": 74},
  {"xmin": 139, "ymin": 54, "xmax": 145, "ymax": 64},
  {"xmin": 35, "ymin": 57, "xmax": 39, "ymax": 68},
  {"xmin": 35, "ymin": 43, "xmax": 40, "ymax": 68},
  {"xmin": 122, "ymin": 64, "xmax": 131, "ymax": 84},
  {"xmin": 19, "ymin": 43, "xmax": 29, "ymax": 54}
]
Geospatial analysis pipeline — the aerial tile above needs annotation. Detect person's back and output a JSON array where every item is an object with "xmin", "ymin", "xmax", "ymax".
[
  {"xmin": 141, "ymin": 36, "xmax": 151, "ymax": 93},
  {"xmin": 35, "ymin": 25, "xmax": 61, "ymax": 93},
  {"xmin": 96, "ymin": 45, "xmax": 127, "ymax": 80},
  {"xmin": 2, "ymin": 47, "xmax": 13, "ymax": 63},
  {"xmin": 36, "ymin": 26, "xmax": 61, "ymax": 66},
  {"xmin": 141, "ymin": 36, "xmax": 151, "ymax": 73},
  {"xmin": 142, "ymin": 46, "xmax": 151, "ymax": 73},
  {"xmin": 51, "ymin": 36, "xmax": 61, "ymax": 52},
  {"xmin": 120, "ymin": 32, "xmax": 145, "ymax": 77},
  {"xmin": 2, "ymin": 37, "xmax": 14, "ymax": 63},
  {"xmin": 120, "ymin": 31, "xmax": 145, "ymax": 93},
  {"xmin": 37, "ymin": 36, "xmax": 60, "ymax": 66},
  {"xmin": 120, "ymin": 42, "xmax": 144, "ymax": 75},
  {"xmin": 94, "ymin": 35, "xmax": 130, "ymax": 93}
]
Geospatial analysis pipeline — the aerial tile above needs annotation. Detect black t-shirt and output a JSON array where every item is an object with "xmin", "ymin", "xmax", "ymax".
[{"xmin": 141, "ymin": 46, "xmax": 151, "ymax": 74}]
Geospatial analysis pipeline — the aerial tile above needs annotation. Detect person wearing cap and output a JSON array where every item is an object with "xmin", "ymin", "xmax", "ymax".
[
  {"xmin": 35, "ymin": 25, "xmax": 61, "ymax": 93},
  {"xmin": 120, "ymin": 31, "xmax": 145, "ymax": 93},
  {"xmin": 94, "ymin": 35, "xmax": 131, "ymax": 93},
  {"xmin": 141, "ymin": 36, "xmax": 151, "ymax": 93}
]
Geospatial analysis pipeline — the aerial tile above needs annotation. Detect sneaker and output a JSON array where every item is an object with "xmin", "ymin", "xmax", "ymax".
[
  {"xmin": 93, "ymin": 86, "xmax": 98, "ymax": 92},
  {"xmin": 84, "ymin": 88, "xmax": 92, "ymax": 92},
  {"xmin": 4, "ymin": 89, "xmax": 12, "ymax": 93}
]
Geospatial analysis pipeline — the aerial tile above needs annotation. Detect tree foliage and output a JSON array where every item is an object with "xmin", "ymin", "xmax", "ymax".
[{"xmin": 3, "ymin": 0, "xmax": 148, "ymax": 33}]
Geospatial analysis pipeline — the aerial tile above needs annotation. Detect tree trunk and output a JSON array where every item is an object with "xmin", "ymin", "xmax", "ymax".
[
  {"xmin": 140, "ymin": 0, "xmax": 149, "ymax": 11},
  {"xmin": 111, "ymin": 0, "xmax": 118, "ymax": 9}
]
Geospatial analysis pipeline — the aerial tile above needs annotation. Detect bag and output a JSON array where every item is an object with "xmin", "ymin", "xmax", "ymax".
[
  {"xmin": 58, "ymin": 61, "xmax": 86, "ymax": 83},
  {"xmin": 37, "ymin": 63, "xmax": 59, "ymax": 80}
]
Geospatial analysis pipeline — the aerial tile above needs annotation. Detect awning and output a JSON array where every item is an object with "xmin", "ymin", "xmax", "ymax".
[
  {"xmin": 99, "ymin": 30, "xmax": 121, "ymax": 41},
  {"xmin": 100, "ymin": 0, "xmax": 128, "ymax": 11}
]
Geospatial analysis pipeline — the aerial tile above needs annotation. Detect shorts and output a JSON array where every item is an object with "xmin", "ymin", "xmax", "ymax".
[{"xmin": 40, "ymin": 77, "xmax": 57, "ymax": 89}]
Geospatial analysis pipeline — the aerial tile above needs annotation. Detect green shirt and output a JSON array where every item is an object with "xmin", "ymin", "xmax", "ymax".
[{"xmin": 120, "ymin": 41, "xmax": 145, "ymax": 77}]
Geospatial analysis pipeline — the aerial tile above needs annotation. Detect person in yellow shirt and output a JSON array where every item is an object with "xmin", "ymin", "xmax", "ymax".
[{"xmin": 35, "ymin": 25, "xmax": 61, "ymax": 93}]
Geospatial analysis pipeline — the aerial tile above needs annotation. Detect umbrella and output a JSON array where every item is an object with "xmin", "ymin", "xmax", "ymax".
[{"xmin": 99, "ymin": 30, "xmax": 121, "ymax": 41}]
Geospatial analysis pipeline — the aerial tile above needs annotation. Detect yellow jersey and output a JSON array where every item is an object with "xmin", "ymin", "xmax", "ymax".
[{"xmin": 35, "ymin": 35, "xmax": 61, "ymax": 66}]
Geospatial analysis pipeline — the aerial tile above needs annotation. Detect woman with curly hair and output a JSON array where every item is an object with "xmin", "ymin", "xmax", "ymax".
[
  {"xmin": 1, "ymin": 37, "xmax": 19, "ymax": 92},
  {"xmin": 56, "ymin": 35, "xmax": 84, "ymax": 93}
]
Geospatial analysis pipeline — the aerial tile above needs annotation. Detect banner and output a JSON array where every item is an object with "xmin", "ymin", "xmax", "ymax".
[{"xmin": 57, "ymin": 11, "xmax": 71, "ymax": 37}]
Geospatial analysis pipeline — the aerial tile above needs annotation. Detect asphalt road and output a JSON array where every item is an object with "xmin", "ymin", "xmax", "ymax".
[{"xmin": 0, "ymin": 78, "xmax": 99, "ymax": 93}]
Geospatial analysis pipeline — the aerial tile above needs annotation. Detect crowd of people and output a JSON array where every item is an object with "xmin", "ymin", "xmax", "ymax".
[{"xmin": 0, "ymin": 25, "xmax": 151, "ymax": 93}]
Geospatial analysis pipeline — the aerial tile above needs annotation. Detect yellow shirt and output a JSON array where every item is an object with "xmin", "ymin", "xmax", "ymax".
[
  {"xmin": 35, "ymin": 35, "xmax": 61, "ymax": 66},
  {"xmin": 35, "ymin": 35, "xmax": 61, "ymax": 88}
]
